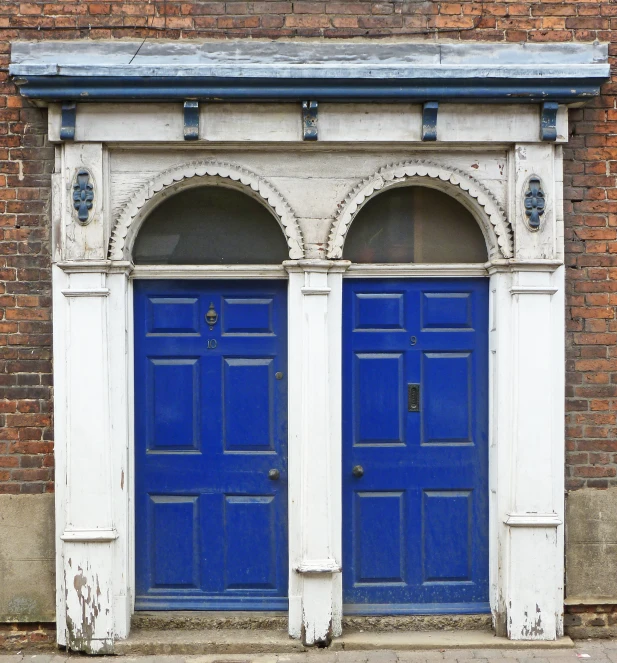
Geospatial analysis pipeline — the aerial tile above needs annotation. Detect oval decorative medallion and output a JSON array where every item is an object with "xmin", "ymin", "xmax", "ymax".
[
  {"xmin": 72, "ymin": 169, "xmax": 95, "ymax": 225},
  {"xmin": 523, "ymin": 175, "xmax": 546, "ymax": 231}
]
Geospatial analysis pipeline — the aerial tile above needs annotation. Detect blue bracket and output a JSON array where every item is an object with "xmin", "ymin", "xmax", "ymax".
[
  {"xmin": 422, "ymin": 101, "xmax": 439, "ymax": 142},
  {"xmin": 60, "ymin": 101, "xmax": 76, "ymax": 140},
  {"xmin": 184, "ymin": 100, "xmax": 199, "ymax": 141},
  {"xmin": 541, "ymin": 102, "xmax": 559, "ymax": 142},
  {"xmin": 302, "ymin": 101, "xmax": 318, "ymax": 141}
]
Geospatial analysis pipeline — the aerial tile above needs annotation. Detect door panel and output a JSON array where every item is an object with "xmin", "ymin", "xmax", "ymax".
[
  {"xmin": 149, "ymin": 495, "xmax": 199, "ymax": 588},
  {"xmin": 355, "ymin": 353, "xmax": 404, "ymax": 444},
  {"xmin": 354, "ymin": 491, "xmax": 405, "ymax": 584},
  {"xmin": 422, "ymin": 352, "xmax": 472, "ymax": 444},
  {"xmin": 134, "ymin": 280, "xmax": 288, "ymax": 610},
  {"xmin": 343, "ymin": 278, "xmax": 489, "ymax": 614}
]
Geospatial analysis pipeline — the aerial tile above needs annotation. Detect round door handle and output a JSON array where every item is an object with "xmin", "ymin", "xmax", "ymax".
[
  {"xmin": 268, "ymin": 469, "xmax": 280, "ymax": 481},
  {"xmin": 352, "ymin": 465, "xmax": 364, "ymax": 478}
]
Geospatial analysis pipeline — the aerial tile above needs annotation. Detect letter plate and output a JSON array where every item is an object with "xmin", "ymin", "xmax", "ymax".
[{"xmin": 408, "ymin": 383, "xmax": 420, "ymax": 412}]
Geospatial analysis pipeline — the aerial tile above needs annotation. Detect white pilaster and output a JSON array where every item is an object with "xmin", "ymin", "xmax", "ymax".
[
  {"xmin": 503, "ymin": 266, "xmax": 565, "ymax": 640},
  {"xmin": 488, "ymin": 267, "xmax": 513, "ymax": 637},
  {"xmin": 285, "ymin": 260, "xmax": 349, "ymax": 645},
  {"xmin": 107, "ymin": 265, "xmax": 132, "ymax": 639},
  {"xmin": 54, "ymin": 264, "xmax": 117, "ymax": 653}
]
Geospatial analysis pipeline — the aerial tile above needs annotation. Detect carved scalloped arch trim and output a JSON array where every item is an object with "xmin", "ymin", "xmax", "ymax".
[
  {"xmin": 108, "ymin": 160, "xmax": 304, "ymax": 261},
  {"xmin": 327, "ymin": 160, "xmax": 513, "ymax": 260}
]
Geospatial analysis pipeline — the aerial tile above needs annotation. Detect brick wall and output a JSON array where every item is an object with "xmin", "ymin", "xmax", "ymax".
[
  {"xmin": 565, "ymin": 96, "xmax": 617, "ymax": 490},
  {"xmin": 0, "ymin": 41, "xmax": 53, "ymax": 495},
  {"xmin": 0, "ymin": 0, "xmax": 616, "ymax": 492}
]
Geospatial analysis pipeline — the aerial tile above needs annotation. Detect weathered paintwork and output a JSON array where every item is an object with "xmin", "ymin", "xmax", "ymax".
[
  {"xmin": 342, "ymin": 278, "xmax": 489, "ymax": 613},
  {"xmin": 133, "ymin": 279, "xmax": 289, "ymax": 610},
  {"xmin": 9, "ymin": 41, "xmax": 609, "ymax": 104}
]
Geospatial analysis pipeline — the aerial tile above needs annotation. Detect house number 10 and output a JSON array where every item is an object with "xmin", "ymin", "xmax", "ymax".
[{"xmin": 207, "ymin": 339, "xmax": 217, "ymax": 349}]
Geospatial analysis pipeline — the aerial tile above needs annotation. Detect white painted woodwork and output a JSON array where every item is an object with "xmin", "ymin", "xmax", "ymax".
[
  {"xmin": 108, "ymin": 148, "xmax": 509, "ymax": 260},
  {"xmin": 326, "ymin": 159, "xmax": 511, "ymax": 260},
  {"xmin": 504, "ymin": 266, "xmax": 565, "ymax": 640},
  {"xmin": 512, "ymin": 143, "xmax": 558, "ymax": 261},
  {"xmin": 346, "ymin": 264, "xmax": 489, "ymax": 278},
  {"xmin": 47, "ymin": 102, "xmax": 568, "ymax": 145},
  {"xmin": 439, "ymin": 105, "xmax": 568, "ymax": 143},
  {"xmin": 132, "ymin": 265, "xmax": 288, "ymax": 279},
  {"xmin": 285, "ymin": 261, "xmax": 347, "ymax": 644},
  {"xmin": 107, "ymin": 267, "xmax": 132, "ymax": 641},
  {"xmin": 318, "ymin": 104, "xmax": 422, "ymax": 142},
  {"xmin": 203, "ymin": 104, "xmax": 302, "ymax": 142},
  {"xmin": 51, "ymin": 103, "xmax": 567, "ymax": 651},
  {"xmin": 53, "ymin": 266, "xmax": 116, "ymax": 653},
  {"xmin": 61, "ymin": 143, "xmax": 108, "ymax": 261}
]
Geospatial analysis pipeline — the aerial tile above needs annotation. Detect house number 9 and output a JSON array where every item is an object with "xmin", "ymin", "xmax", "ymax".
[
  {"xmin": 410, "ymin": 336, "xmax": 417, "ymax": 346},
  {"xmin": 207, "ymin": 339, "xmax": 217, "ymax": 350}
]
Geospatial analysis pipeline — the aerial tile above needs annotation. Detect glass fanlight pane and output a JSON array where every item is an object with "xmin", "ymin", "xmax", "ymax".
[
  {"xmin": 134, "ymin": 186, "xmax": 289, "ymax": 265},
  {"xmin": 343, "ymin": 187, "xmax": 488, "ymax": 264}
]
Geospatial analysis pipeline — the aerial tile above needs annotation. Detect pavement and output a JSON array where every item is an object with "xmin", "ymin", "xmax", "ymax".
[{"xmin": 3, "ymin": 640, "xmax": 617, "ymax": 663}]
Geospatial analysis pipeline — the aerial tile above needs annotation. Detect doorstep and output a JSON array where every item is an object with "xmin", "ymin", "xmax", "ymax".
[{"xmin": 114, "ymin": 629, "xmax": 574, "ymax": 655}]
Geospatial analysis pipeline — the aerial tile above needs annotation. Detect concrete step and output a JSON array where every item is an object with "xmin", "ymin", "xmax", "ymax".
[
  {"xmin": 114, "ymin": 628, "xmax": 574, "ymax": 655},
  {"xmin": 114, "ymin": 629, "xmax": 302, "ymax": 656}
]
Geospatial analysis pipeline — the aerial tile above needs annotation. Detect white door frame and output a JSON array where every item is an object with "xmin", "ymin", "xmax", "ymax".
[{"xmin": 52, "ymin": 145, "xmax": 565, "ymax": 652}]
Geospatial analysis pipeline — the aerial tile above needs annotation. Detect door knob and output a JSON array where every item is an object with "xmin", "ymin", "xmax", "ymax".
[
  {"xmin": 352, "ymin": 465, "xmax": 364, "ymax": 478},
  {"xmin": 268, "ymin": 469, "xmax": 280, "ymax": 480}
]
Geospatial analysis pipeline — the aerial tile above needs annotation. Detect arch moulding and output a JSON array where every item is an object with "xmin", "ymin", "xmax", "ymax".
[
  {"xmin": 327, "ymin": 160, "xmax": 513, "ymax": 261},
  {"xmin": 108, "ymin": 160, "xmax": 305, "ymax": 261}
]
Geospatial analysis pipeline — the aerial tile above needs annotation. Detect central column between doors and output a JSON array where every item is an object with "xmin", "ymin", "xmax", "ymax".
[{"xmin": 285, "ymin": 260, "xmax": 350, "ymax": 646}]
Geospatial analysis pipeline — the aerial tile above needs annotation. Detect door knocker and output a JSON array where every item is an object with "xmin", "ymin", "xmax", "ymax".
[{"xmin": 206, "ymin": 302, "xmax": 218, "ymax": 330}]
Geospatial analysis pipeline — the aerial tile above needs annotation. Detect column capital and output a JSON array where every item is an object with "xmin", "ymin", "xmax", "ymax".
[
  {"xmin": 56, "ymin": 259, "xmax": 134, "ymax": 275},
  {"xmin": 283, "ymin": 259, "xmax": 351, "ymax": 274}
]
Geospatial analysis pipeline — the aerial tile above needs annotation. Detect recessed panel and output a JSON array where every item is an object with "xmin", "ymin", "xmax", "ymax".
[
  {"xmin": 354, "ymin": 492, "xmax": 405, "ymax": 584},
  {"xmin": 224, "ymin": 358, "xmax": 273, "ymax": 452},
  {"xmin": 422, "ymin": 352, "xmax": 471, "ymax": 444},
  {"xmin": 148, "ymin": 358, "xmax": 199, "ymax": 451},
  {"xmin": 147, "ymin": 297, "xmax": 199, "ymax": 335},
  {"xmin": 422, "ymin": 292, "xmax": 472, "ymax": 330},
  {"xmin": 423, "ymin": 491, "xmax": 472, "ymax": 582},
  {"xmin": 224, "ymin": 495, "xmax": 276, "ymax": 589},
  {"xmin": 223, "ymin": 298, "xmax": 274, "ymax": 335},
  {"xmin": 354, "ymin": 293, "xmax": 405, "ymax": 331},
  {"xmin": 355, "ymin": 353, "xmax": 403, "ymax": 445},
  {"xmin": 149, "ymin": 495, "xmax": 199, "ymax": 588}
]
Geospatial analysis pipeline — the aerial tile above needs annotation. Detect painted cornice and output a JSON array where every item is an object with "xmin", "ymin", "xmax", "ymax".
[{"xmin": 10, "ymin": 41, "xmax": 610, "ymax": 104}]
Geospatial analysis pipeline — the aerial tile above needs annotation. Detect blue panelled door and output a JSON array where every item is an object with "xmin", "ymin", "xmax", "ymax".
[
  {"xmin": 343, "ymin": 278, "xmax": 489, "ymax": 614},
  {"xmin": 134, "ymin": 280, "xmax": 288, "ymax": 610}
]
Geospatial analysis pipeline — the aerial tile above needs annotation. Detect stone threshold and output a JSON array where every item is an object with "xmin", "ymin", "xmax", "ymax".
[
  {"xmin": 132, "ymin": 612, "xmax": 493, "ymax": 633},
  {"xmin": 114, "ymin": 629, "xmax": 574, "ymax": 655}
]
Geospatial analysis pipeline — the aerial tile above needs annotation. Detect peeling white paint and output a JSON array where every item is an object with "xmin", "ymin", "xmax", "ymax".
[{"xmin": 52, "ymin": 105, "xmax": 566, "ymax": 650}]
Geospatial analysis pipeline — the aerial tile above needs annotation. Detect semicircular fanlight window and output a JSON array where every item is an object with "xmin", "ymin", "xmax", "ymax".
[
  {"xmin": 133, "ymin": 185, "xmax": 289, "ymax": 265},
  {"xmin": 343, "ymin": 186, "xmax": 488, "ymax": 264}
]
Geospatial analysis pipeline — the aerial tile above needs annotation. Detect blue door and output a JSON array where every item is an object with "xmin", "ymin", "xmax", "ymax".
[
  {"xmin": 134, "ymin": 280, "xmax": 288, "ymax": 610},
  {"xmin": 343, "ymin": 278, "xmax": 489, "ymax": 614}
]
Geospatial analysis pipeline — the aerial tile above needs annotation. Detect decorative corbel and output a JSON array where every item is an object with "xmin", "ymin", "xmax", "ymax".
[
  {"xmin": 183, "ymin": 100, "xmax": 199, "ymax": 141},
  {"xmin": 422, "ymin": 101, "xmax": 439, "ymax": 142},
  {"xmin": 302, "ymin": 101, "xmax": 318, "ymax": 141},
  {"xmin": 541, "ymin": 102, "xmax": 559, "ymax": 142},
  {"xmin": 60, "ymin": 101, "xmax": 77, "ymax": 141}
]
